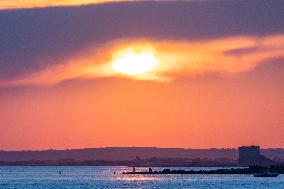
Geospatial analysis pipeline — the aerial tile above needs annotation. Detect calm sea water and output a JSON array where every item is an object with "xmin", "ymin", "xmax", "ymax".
[{"xmin": 0, "ymin": 166, "xmax": 283, "ymax": 188}]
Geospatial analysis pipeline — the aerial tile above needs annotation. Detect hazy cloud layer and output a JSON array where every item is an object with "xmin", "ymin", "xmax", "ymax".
[
  {"xmin": 0, "ymin": 0, "xmax": 284, "ymax": 86},
  {"xmin": 1, "ymin": 35, "xmax": 284, "ymax": 87}
]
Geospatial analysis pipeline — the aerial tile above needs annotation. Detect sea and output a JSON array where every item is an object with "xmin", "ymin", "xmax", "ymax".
[{"xmin": 0, "ymin": 166, "xmax": 283, "ymax": 188}]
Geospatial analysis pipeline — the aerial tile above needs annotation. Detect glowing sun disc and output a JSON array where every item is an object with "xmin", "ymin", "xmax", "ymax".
[{"xmin": 112, "ymin": 49, "xmax": 159, "ymax": 75}]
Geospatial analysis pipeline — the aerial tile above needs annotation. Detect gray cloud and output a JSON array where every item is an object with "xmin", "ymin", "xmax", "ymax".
[{"xmin": 0, "ymin": 0, "xmax": 284, "ymax": 79}]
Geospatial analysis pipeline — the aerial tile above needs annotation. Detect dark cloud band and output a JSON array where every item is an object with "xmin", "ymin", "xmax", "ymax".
[{"xmin": 0, "ymin": 0, "xmax": 284, "ymax": 79}]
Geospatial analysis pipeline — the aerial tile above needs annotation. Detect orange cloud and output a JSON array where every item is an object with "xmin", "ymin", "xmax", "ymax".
[
  {"xmin": 1, "ymin": 34, "xmax": 284, "ymax": 87},
  {"xmin": 0, "ymin": 0, "xmax": 130, "ymax": 10}
]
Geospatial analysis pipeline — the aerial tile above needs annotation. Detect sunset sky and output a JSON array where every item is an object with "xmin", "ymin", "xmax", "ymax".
[{"xmin": 0, "ymin": 0, "xmax": 283, "ymax": 150}]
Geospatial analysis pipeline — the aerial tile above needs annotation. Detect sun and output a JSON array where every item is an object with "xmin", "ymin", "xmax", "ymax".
[{"xmin": 112, "ymin": 48, "xmax": 159, "ymax": 76}]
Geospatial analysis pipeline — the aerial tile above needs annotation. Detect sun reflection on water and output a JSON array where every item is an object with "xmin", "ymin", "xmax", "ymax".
[{"xmin": 120, "ymin": 175, "xmax": 160, "ymax": 181}]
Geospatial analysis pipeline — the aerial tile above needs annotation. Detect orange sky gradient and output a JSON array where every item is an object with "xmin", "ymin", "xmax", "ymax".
[{"xmin": 1, "ymin": 69, "xmax": 283, "ymax": 150}]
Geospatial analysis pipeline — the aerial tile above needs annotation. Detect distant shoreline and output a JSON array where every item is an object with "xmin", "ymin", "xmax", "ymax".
[
  {"xmin": 0, "ymin": 159, "xmax": 238, "ymax": 167},
  {"xmin": 0, "ymin": 147, "xmax": 283, "ymax": 163}
]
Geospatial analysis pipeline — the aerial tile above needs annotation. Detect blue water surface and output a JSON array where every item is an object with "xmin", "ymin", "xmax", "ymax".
[{"xmin": 0, "ymin": 166, "xmax": 283, "ymax": 188}]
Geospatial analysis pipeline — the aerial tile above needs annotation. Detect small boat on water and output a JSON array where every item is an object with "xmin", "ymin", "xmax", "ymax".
[{"xmin": 253, "ymin": 172, "xmax": 278, "ymax": 177}]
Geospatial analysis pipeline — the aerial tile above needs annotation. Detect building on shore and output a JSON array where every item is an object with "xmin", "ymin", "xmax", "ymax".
[{"xmin": 238, "ymin": 145, "xmax": 274, "ymax": 167}]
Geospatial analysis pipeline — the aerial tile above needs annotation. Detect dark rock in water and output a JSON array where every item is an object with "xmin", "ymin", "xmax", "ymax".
[{"xmin": 122, "ymin": 165, "xmax": 284, "ymax": 175}]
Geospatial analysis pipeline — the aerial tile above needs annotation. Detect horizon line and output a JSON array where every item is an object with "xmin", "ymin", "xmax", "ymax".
[{"xmin": 1, "ymin": 146, "xmax": 284, "ymax": 152}]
